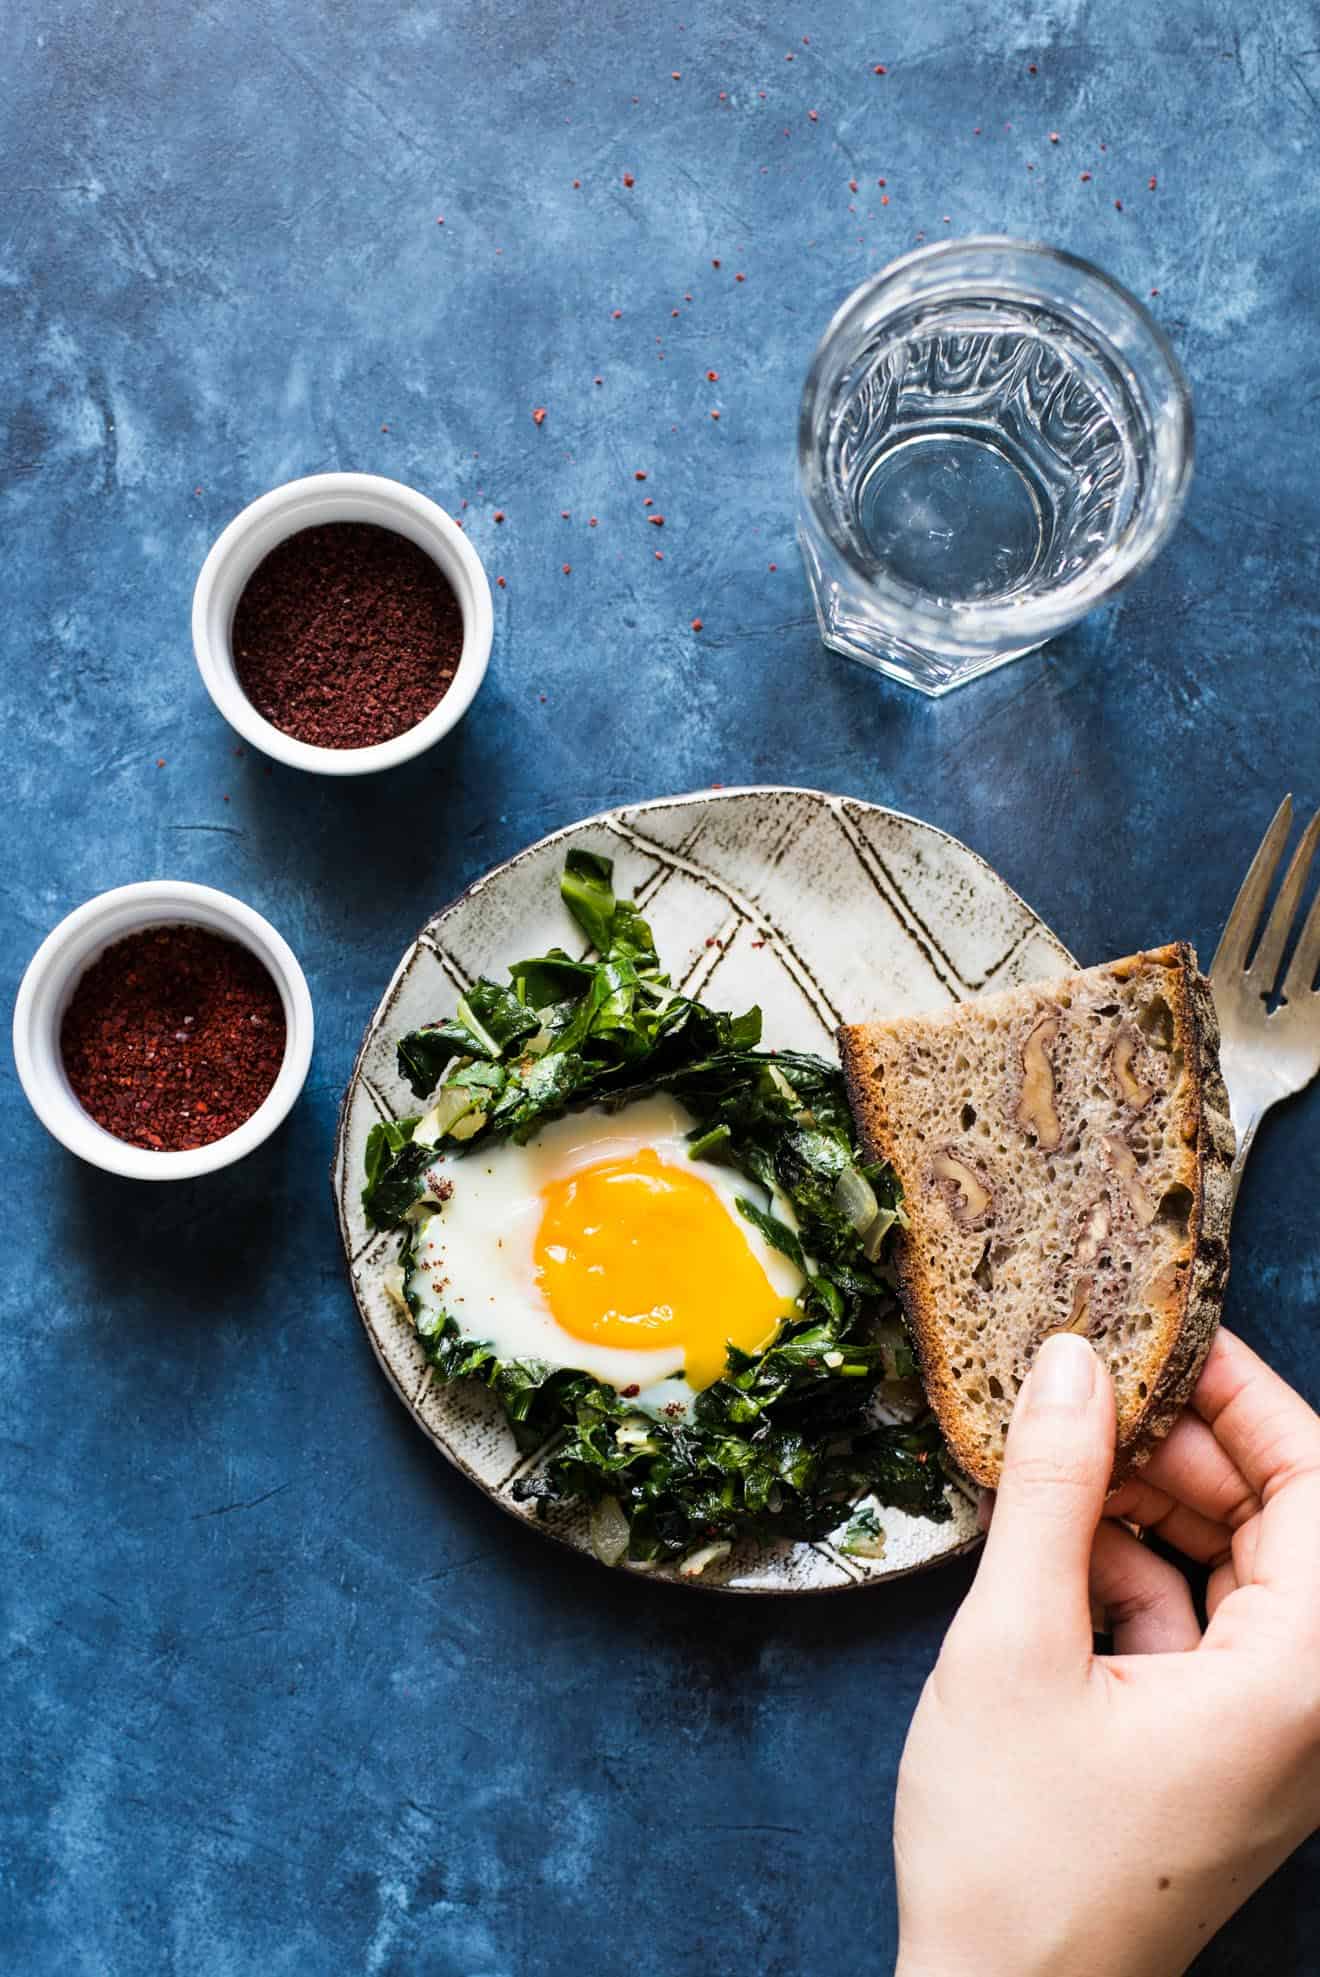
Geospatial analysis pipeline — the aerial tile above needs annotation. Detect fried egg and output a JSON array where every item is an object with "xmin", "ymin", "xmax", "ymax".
[{"xmin": 407, "ymin": 1093, "xmax": 806, "ymax": 1418}]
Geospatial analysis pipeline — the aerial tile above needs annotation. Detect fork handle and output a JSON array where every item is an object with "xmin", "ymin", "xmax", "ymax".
[{"xmin": 1229, "ymin": 1111, "xmax": 1263, "ymax": 1208}]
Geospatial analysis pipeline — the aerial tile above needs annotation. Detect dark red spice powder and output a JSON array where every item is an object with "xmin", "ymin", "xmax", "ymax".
[
  {"xmin": 232, "ymin": 524, "xmax": 462, "ymax": 749},
  {"xmin": 61, "ymin": 925, "xmax": 286, "ymax": 1152}
]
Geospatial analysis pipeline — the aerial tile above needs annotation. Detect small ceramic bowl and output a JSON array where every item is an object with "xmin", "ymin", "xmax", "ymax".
[
  {"xmin": 191, "ymin": 471, "xmax": 493, "ymax": 776},
  {"xmin": 12, "ymin": 881, "xmax": 315, "ymax": 1180}
]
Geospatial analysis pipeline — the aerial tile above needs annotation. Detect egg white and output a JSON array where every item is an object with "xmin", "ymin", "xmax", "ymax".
[{"xmin": 406, "ymin": 1092, "xmax": 806, "ymax": 1419}]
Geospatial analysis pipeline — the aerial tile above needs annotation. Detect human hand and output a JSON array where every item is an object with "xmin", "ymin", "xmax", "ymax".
[{"xmin": 893, "ymin": 1327, "xmax": 1320, "ymax": 1977}]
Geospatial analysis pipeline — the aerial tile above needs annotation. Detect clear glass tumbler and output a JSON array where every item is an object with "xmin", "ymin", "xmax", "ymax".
[{"xmin": 797, "ymin": 237, "xmax": 1194, "ymax": 696}]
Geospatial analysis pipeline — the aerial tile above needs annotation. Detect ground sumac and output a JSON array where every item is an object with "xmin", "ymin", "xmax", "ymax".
[
  {"xmin": 232, "ymin": 523, "xmax": 463, "ymax": 748},
  {"xmin": 61, "ymin": 925, "xmax": 286, "ymax": 1151}
]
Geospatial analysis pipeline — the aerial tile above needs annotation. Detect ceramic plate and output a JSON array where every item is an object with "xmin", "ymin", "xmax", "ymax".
[{"xmin": 334, "ymin": 787, "xmax": 1075, "ymax": 1594}]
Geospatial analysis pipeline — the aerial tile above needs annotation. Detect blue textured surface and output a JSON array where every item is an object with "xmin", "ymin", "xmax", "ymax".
[{"xmin": 4, "ymin": 4, "xmax": 1320, "ymax": 1971}]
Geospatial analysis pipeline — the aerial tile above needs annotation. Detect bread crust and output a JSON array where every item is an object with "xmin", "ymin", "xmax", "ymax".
[{"xmin": 839, "ymin": 944, "xmax": 1233, "ymax": 1488}]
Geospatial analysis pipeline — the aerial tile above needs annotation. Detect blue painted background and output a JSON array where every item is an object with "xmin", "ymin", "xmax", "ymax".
[{"xmin": 4, "ymin": 3, "xmax": 1319, "ymax": 1971}]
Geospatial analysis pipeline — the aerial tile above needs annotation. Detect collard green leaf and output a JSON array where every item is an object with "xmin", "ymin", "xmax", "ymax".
[
  {"xmin": 365, "ymin": 851, "xmax": 948, "ymax": 1562},
  {"xmin": 362, "ymin": 1118, "xmax": 435, "ymax": 1229},
  {"xmin": 561, "ymin": 847, "xmax": 617, "ymax": 953}
]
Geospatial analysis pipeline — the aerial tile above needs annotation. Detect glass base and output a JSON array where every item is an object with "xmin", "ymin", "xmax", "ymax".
[{"xmin": 798, "ymin": 523, "xmax": 1045, "ymax": 697}]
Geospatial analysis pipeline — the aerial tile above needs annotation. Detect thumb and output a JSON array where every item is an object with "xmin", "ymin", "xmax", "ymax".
[{"xmin": 967, "ymin": 1332, "xmax": 1116, "ymax": 1673}]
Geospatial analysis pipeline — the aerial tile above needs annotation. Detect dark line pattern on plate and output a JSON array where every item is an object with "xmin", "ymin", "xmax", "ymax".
[
  {"xmin": 833, "ymin": 802, "xmax": 964, "ymax": 1002},
  {"xmin": 417, "ymin": 934, "xmax": 474, "ymax": 995},
  {"xmin": 605, "ymin": 815, "xmax": 844, "ymax": 1032}
]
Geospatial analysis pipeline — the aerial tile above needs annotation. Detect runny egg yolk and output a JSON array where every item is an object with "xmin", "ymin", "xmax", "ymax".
[{"xmin": 534, "ymin": 1147, "xmax": 796, "ymax": 1391}]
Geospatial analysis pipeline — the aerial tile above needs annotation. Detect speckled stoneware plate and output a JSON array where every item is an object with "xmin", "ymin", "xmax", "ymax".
[{"xmin": 334, "ymin": 787, "xmax": 1076, "ymax": 1594}]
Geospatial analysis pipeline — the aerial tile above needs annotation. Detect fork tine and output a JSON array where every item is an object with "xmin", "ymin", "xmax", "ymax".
[
  {"xmin": 1282, "ymin": 875, "xmax": 1320, "ymax": 1003},
  {"xmin": 1248, "ymin": 807, "xmax": 1320, "ymax": 990},
  {"xmin": 1210, "ymin": 794, "xmax": 1294, "ymax": 979}
]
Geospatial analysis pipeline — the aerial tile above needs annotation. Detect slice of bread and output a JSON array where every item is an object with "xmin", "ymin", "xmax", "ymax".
[{"xmin": 838, "ymin": 944, "xmax": 1234, "ymax": 1488}]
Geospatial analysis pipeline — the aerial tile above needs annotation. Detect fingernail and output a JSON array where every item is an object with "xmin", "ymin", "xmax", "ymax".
[{"xmin": 1027, "ymin": 1332, "xmax": 1097, "ymax": 1409}]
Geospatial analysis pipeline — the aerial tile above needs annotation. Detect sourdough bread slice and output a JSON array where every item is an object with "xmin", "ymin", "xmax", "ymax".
[{"xmin": 838, "ymin": 945, "xmax": 1234, "ymax": 1488}]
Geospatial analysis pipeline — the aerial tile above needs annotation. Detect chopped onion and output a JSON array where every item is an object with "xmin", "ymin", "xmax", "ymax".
[
  {"xmin": 447, "ymin": 1108, "xmax": 487, "ymax": 1143},
  {"xmin": 765, "ymin": 1064, "xmax": 799, "ymax": 1108},
  {"xmin": 590, "ymin": 1496, "xmax": 631, "ymax": 1567},
  {"xmin": 678, "ymin": 1540, "xmax": 732, "ymax": 1579},
  {"xmin": 833, "ymin": 1164, "xmax": 879, "ymax": 1235},
  {"xmin": 615, "ymin": 1416, "xmax": 658, "ymax": 1453},
  {"xmin": 862, "ymin": 1206, "xmax": 899, "ymax": 1262},
  {"xmin": 412, "ymin": 1086, "xmax": 474, "ymax": 1144},
  {"xmin": 382, "ymin": 1262, "xmax": 408, "ymax": 1312}
]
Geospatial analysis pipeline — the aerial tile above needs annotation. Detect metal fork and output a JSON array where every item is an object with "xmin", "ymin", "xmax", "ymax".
[{"xmin": 1210, "ymin": 794, "xmax": 1320, "ymax": 1201}]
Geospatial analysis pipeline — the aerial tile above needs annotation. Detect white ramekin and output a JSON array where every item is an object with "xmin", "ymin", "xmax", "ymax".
[
  {"xmin": 191, "ymin": 472, "xmax": 493, "ymax": 776},
  {"xmin": 12, "ymin": 881, "xmax": 315, "ymax": 1180}
]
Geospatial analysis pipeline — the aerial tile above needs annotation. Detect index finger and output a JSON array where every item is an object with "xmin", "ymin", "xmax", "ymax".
[
  {"xmin": 1195, "ymin": 1327, "xmax": 1320, "ymax": 1615},
  {"xmin": 1194, "ymin": 1328, "xmax": 1320, "ymax": 1504}
]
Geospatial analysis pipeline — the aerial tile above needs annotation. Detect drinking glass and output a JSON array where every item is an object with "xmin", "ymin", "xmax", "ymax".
[{"xmin": 797, "ymin": 238, "xmax": 1193, "ymax": 696}]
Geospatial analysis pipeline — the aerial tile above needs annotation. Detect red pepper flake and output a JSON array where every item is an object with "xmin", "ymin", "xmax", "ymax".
[
  {"xmin": 710, "ymin": 409, "xmax": 720, "ymax": 420},
  {"xmin": 671, "ymin": 71, "xmax": 681, "ymax": 80},
  {"xmin": 621, "ymin": 1384, "xmax": 640, "ymax": 1398},
  {"xmin": 654, "ymin": 550, "xmax": 664, "ymax": 560},
  {"xmin": 60, "ymin": 925, "xmax": 286, "ymax": 1153},
  {"xmin": 848, "ymin": 178, "xmax": 858, "ymax": 192},
  {"xmin": 622, "ymin": 172, "xmax": 635, "ymax": 187},
  {"xmin": 808, "ymin": 109, "xmax": 818, "ymax": 122},
  {"xmin": 719, "ymin": 90, "xmax": 727, "ymax": 101},
  {"xmin": 611, "ymin": 309, "xmax": 622, "ymax": 319},
  {"xmin": 560, "ymin": 509, "xmax": 570, "ymax": 519},
  {"xmin": 873, "ymin": 64, "xmax": 887, "ymax": 75},
  {"xmin": 973, "ymin": 126, "xmax": 981, "ymax": 134},
  {"xmin": 1150, "ymin": 287, "xmax": 1160, "ymax": 297},
  {"xmin": 691, "ymin": 617, "xmax": 703, "ymax": 631},
  {"xmin": 572, "ymin": 179, "xmax": 581, "ymax": 189},
  {"xmin": 1148, "ymin": 176, "xmax": 1158, "ymax": 190},
  {"xmin": 1114, "ymin": 198, "xmax": 1123, "ymax": 210},
  {"xmin": 562, "ymin": 564, "xmax": 572, "ymax": 575},
  {"xmin": 1049, "ymin": 130, "xmax": 1060, "ymax": 143},
  {"xmin": 155, "ymin": 757, "xmax": 165, "ymax": 768},
  {"xmin": 711, "ymin": 257, "xmax": 721, "ymax": 268},
  {"xmin": 1028, "ymin": 62, "xmax": 1038, "ymax": 74},
  {"xmin": 785, "ymin": 52, "xmax": 794, "ymax": 61},
  {"xmin": 671, "ymin": 308, "xmax": 680, "ymax": 317},
  {"xmin": 706, "ymin": 369, "xmax": 719, "ymax": 381},
  {"xmin": 589, "ymin": 516, "xmax": 598, "ymax": 526},
  {"xmin": 493, "ymin": 509, "xmax": 505, "ymax": 522},
  {"xmin": 435, "ymin": 217, "xmax": 444, "ymax": 225},
  {"xmin": 1080, "ymin": 171, "xmax": 1092, "ymax": 182},
  {"xmin": 634, "ymin": 470, "xmax": 647, "ymax": 480},
  {"xmin": 734, "ymin": 271, "xmax": 746, "ymax": 282},
  {"xmin": 496, "ymin": 576, "xmax": 506, "ymax": 588},
  {"xmin": 644, "ymin": 497, "xmax": 653, "ymax": 507},
  {"xmin": 594, "ymin": 375, "xmax": 603, "ymax": 385},
  {"xmin": 648, "ymin": 514, "xmax": 665, "ymax": 527},
  {"xmin": 532, "ymin": 406, "xmax": 547, "ymax": 426},
  {"xmin": 881, "ymin": 194, "xmax": 889, "ymax": 205},
  {"xmin": 684, "ymin": 292, "xmax": 693, "ymax": 301},
  {"xmin": 878, "ymin": 177, "xmax": 886, "ymax": 186},
  {"xmin": 768, "ymin": 562, "xmax": 777, "ymax": 571}
]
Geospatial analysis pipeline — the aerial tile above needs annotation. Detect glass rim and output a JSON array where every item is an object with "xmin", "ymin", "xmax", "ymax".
[{"xmin": 797, "ymin": 236, "xmax": 1195, "ymax": 651}]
